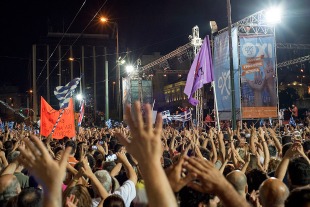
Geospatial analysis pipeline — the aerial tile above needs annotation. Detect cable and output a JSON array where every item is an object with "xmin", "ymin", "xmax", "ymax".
[
  {"xmin": 37, "ymin": 0, "xmax": 109, "ymax": 91},
  {"xmin": 36, "ymin": 0, "xmax": 87, "ymax": 81}
]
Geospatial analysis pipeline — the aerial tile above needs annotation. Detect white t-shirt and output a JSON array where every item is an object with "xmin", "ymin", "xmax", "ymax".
[{"xmin": 92, "ymin": 180, "xmax": 136, "ymax": 207}]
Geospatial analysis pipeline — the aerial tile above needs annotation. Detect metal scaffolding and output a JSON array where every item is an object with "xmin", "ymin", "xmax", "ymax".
[
  {"xmin": 140, "ymin": 43, "xmax": 192, "ymax": 73},
  {"xmin": 218, "ymin": 10, "xmax": 274, "ymax": 35},
  {"xmin": 277, "ymin": 43, "xmax": 310, "ymax": 50},
  {"xmin": 277, "ymin": 55, "xmax": 310, "ymax": 68}
]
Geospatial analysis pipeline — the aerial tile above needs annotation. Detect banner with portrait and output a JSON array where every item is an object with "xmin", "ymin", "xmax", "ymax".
[
  {"xmin": 240, "ymin": 35, "xmax": 277, "ymax": 118},
  {"xmin": 213, "ymin": 27, "xmax": 240, "ymax": 120}
]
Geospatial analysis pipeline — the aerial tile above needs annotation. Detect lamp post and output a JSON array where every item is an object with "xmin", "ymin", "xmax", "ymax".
[
  {"xmin": 226, "ymin": 0, "xmax": 236, "ymax": 130},
  {"xmin": 100, "ymin": 17, "xmax": 121, "ymax": 121}
]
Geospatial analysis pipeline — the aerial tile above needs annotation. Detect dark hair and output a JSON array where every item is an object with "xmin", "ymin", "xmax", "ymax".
[
  {"xmin": 199, "ymin": 147, "xmax": 210, "ymax": 160},
  {"xmin": 282, "ymin": 143, "xmax": 293, "ymax": 158},
  {"xmin": 65, "ymin": 140, "xmax": 76, "ymax": 154},
  {"xmin": 246, "ymin": 169, "xmax": 268, "ymax": 192},
  {"xmin": 53, "ymin": 146, "xmax": 63, "ymax": 155},
  {"xmin": 285, "ymin": 186, "xmax": 310, "ymax": 207},
  {"xmin": 178, "ymin": 186, "xmax": 210, "ymax": 207},
  {"xmin": 17, "ymin": 188, "xmax": 42, "ymax": 207},
  {"xmin": 288, "ymin": 157, "xmax": 310, "ymax": 187},
  {"xmin": 223, "ymin": 164, "xmax": 235, "ymax": 177},
  {"xmin": 28, "ymin": 176, "xmax": 39, "ymax": 188},
  {"xmin": 282, "ymin": 136, "xmax": 292, "ymax": 145},
  {"xmin": 163, "ymin": 158, "xmax": 173, "ymax": 169},
  {"xmin": 114, "ymin": 144, "xmax": 123, "ymax": 153},
  {"xmin": 103, "ymin": 194, "xmax": 125, "ymax": 207},
  {"xmin": 268, "ymin": 145, "xmax": 277, "ymax": 157},
  {"xmin": 3, "ymin": 141, "xmax": 13, "ymax": 150},
  {"xmin": 303, "ymin": 140, "xmax": 310, "ymax": 153},
  {"xmin": 86, "ymin": 154, "xmax": 95, "ymax": 170}
]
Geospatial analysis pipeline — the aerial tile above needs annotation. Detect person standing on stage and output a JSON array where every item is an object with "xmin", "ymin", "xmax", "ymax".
[{"xmin": 289, "ymin": 104, "xmax": 298, "ymax": 119}]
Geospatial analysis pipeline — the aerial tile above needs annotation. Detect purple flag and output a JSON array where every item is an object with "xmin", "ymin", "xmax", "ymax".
[{"xmin": 184, "ymin": 36, "xmax": 214, "ymax": 106}]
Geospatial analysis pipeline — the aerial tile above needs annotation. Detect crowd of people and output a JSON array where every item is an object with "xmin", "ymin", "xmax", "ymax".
[{"xmin": 0, "ymin": 101, "xmax": 310, "ymax": 207}]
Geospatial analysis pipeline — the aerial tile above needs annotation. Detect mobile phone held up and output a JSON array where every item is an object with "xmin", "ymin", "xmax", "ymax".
[{"xmin": 92, "ymin": 145, "xmax": 98, "ymax": 150}]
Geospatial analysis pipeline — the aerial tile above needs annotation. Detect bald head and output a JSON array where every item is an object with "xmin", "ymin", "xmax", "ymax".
[
  {"xmin": 259, "ymin": 177, "xmax": 289, "ymax": 207},
  {"xmin": 226, "ymin": 170, "xmax": 248, "ymax": 196},
  {"xmin": 0, "ymin": 174, "xmax": 21, "ymax": 202}
]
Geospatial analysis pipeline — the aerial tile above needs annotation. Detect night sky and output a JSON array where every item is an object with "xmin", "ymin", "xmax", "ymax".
[{"xmin": 0, "ymin": 0, "xmax": 309, "ymax": 91}]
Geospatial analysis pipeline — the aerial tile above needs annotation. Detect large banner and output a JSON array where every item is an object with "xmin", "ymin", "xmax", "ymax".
[
  {"xmin": 40, "ymin": 97, "xmax": 75, "ymax": 139},
  {"xmin": 213, "ymin": 27, "xmax": 240, "ymax": 120},
  {"xmin": 240, "ymin": 35, "xmax": 277, "ymax": 118}
]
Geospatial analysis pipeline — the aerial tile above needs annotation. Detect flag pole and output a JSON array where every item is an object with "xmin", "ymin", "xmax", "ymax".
[
  {"xmin": 49, "ymin": 108, "xmax": 65, "ymax": 137},
  {"xmin": 212, "ymin": 81, "xmax": 221, "ymax": 130}
]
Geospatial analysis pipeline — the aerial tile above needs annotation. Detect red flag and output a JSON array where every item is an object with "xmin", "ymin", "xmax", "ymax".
[{"xmin": 40, "ymin": 97, "xmax": 75, "ymax": 139}]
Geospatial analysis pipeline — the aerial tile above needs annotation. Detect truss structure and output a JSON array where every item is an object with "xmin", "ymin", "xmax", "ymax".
[
  {"xmin": 277, "ymin": 55, "xmax": 310, "ymax": 68},
  {"xmin": 218, "ymin": 10, "xmax": 275, "ymax": 35},
  {"xmin": 140, "ymin": 43, "xmax": 192, "ymax": 73},
  {"xmin": 277, "ymin": 43, "xmax": 310, "ymax": 50},
  {"xmin": 156, "ymin": 70, "xmax": 188, "ymax": 74}
]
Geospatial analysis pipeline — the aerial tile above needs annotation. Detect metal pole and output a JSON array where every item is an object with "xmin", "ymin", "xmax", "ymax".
[
  {"xmin": 227, "ymin": 0, "xmax": 236, "ymax": 130},
  {"xmin": 93, "ymin": 46, "xmax": 97, "ymax": 123},
  {"xmin": 58, "ymin": 46, "xmax": 62, "ymax": 86},
  {"xmin": 82, "ymin": 46, "xmax": 85, "ymax": 96},
  {"xmin": 78, "ymin": 61, "xmax": 82, "ymax": 93},
  {"xmin": 70, "ymin": 46, "xmax": 73, "ymax": 80},
  {"xmin": 46, "ymin": 45, "xmax": 50, "ymax": 103},
  {"xmin": 115, "ymin": 23, "xmax": 121, "ymax": 121},
  {"xmin": 105, "ymin": 47, "xmax": 109, "ymax": 120},
  {"xmin": 32, "ymin": 45, "xmax": 37, "ymax": 122}
]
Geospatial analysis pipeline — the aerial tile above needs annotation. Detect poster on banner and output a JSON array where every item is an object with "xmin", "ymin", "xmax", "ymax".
[
  {"xmin": 239, "ymin": 35, "xmax": 277, "ymax": 118},
  {"xmin": 40, "ymin": 97, "xmax": 75, "ymax": 139},
  {"xmin": 213, "ymin": 28, "xmax": 240, "ymax": 120}
]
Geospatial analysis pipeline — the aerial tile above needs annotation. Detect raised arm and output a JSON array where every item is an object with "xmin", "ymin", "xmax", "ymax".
[
  {"xmin": 268, "ymin": 128, "xmax": 282, "ymax": 157},
  {"xmin": 18, "ymin": 135, "xmax": 71, "ymax": 207},
  {"xmin": 115, "ymin": 102, "xmax": 177, "ymax": 207},
  {"xmin": 217, "ymin": 131, "xmax": 226, "ymax": 163},
  {"xmin": 116, "ymin": 152, "xmax": 137, "ymax": 184},
  {"xmin": 258, "ymin": 128, "xmax": 270, "ymax": 171},
  {"xmin": 185, "ymin": 157, "xmax": 251, "ymax": 207},
  {"xmin": 275, "ymin": 143, "xmax": 300, "ymax": 180}
]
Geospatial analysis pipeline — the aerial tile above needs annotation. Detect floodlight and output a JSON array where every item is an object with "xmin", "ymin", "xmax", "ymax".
[
  {"xmin": 265, "ymin": 7, "xmax": 282, "ymax": 24},
  {"xmin": 76, "ymin": 93, "xmax": 83, "ymax": 101},
  {"xmin": 210, "ymin": 21, "xmax": 218, "ymax": 34},
  {"xmin": 120, "ymin": 59, "xmax": 126, "ymax": 65},
  {"xmin": 125, "ymin": 65, "xmax": 134, "ymax": 73}
]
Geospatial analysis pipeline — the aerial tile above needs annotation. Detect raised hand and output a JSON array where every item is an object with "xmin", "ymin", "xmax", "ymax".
[
  {"xmin": 183, "ymin": 157, "xmax": 250, "ymax": 207},
  {"xmin": 18, "ymin": 135, "xmax": 71, "ymax": 207},
  {"xmin": 115, "ymin": 102, "xmax": 177, "ymax": 207},
  {"xmin": 248, "ymin": 72, "xmax": 265, "ymax": 91},
  {"xmin": 165, "ymin": 148, "xmax": 196, "ymax": 192},
  {"xmin": 65, "ymin": 194, "xmax": 79, "ymax": 207},
  {"xmin": 115, "ymin": 102, "xmax": 163, "ymax": 166}
]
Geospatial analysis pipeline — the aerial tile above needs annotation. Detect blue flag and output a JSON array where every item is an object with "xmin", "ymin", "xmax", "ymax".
[{"xmin": 289, "ymin": 116, "xmax": 296, "ymax": 127}]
